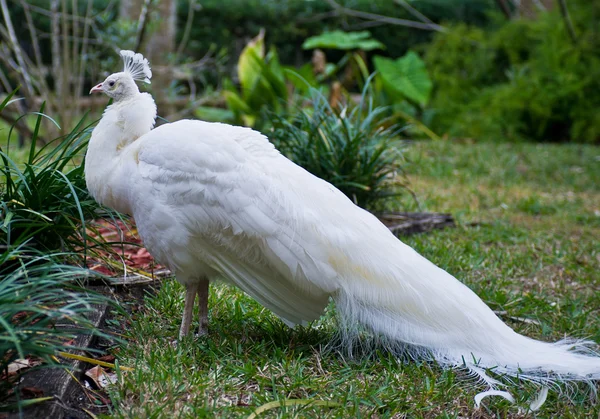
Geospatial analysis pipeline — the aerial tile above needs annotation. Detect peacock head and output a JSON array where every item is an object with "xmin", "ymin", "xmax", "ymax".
[{"xmin": 90, "ymin": 50, "xmax": 152, "ymax": 101}]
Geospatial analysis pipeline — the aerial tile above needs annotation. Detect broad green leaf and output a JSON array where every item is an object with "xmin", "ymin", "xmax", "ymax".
[
  {"xmin": 238, "ymin": 30, "xmax": 265, "ymax": 95},
  {"xmin": 302, "ymin": 31, "xmax": 385, "ymax": 51},
  {"xmin": 194, "ymin": 106, "xmax": 235, "ymax": 123},
  {"xmin": 223, "ymin": 90, "xmax": 252, "ymax": 115},
  {"xmin": 264, "ymin": 47, "xmax": 288, "ymax": 101},
  {"xmin": 374, "ymin": 51, "xmax": 432, "ymax": 107}
]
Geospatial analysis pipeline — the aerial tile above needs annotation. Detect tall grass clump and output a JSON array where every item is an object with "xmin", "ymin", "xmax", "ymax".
[
  {"xmin": 0, "ymin": 90, "xmax": 115, "ymax": 411},
  {"xmin": 0, "ymin": 91, "xmax": 102, "ymax": 257},
  {"xmin": 0, "ymin": 247, "xmax": 108, "ymax": 408},
  {"xmin": 268, "ymin": 80, "xmax": 407, "ymax": 210}
]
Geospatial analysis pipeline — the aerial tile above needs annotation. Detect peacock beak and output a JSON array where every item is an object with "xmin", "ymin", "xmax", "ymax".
[{"xmin": 89, "ymin": 83, "xmax": 104, "ymax": 94}]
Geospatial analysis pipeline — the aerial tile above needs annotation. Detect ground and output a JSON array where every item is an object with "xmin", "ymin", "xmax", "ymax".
[{"xmin": 105, "ymin": 140, "xmax": 599, "ymax": 418}]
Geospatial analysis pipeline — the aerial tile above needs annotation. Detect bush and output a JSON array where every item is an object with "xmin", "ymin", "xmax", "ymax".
[
  {"xmin": 424, "ymin": 2, "xmax": 600, "ymax": 143},
  {"xmin": 268, "ymin": 81, "xmax": 407, "ymax": 209}
]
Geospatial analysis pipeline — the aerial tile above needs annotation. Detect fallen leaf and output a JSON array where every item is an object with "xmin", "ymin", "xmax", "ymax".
[
  {"xmin": 97, "ymin": 354, "xmax": 116, "ymax": 363},
  {"xmin": 85, "ymin": 366, "xmax": 117, "ymax": 389},
  {"xmin": 7, "ymin": 359, "xmax": 31, "ymax": 374}
]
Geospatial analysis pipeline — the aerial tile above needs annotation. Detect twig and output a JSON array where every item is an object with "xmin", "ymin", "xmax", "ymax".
[
  {"xmin": 393, "ymin": 0, "xmax": 435, "ymax": 25},
  {"xmin": 20, "ymin": 0, "xmax": 44, "ymax": 72},
  {"xmin": 0, "ymin": 0, "xmax": 35, "ymax": 97},
  {"xmin": 75, "ymin": 0, "xmax": 94, "ymax": 103},
  {"xmin": 50, "ymin": 0, "xmax": 62, "ymax": 117},
  {"xmin": 324, "ymin": 0, "xmax": 446, "ymax": 32},
  {"xmin": 557, "ymin": 0, "xmax": 577, "ymax": 43},
  {"xmin": 532, "ymin": 0, "xmax": 547, "ymax": 11},
  {"xmin": 134, "ymin": 0, "xmax": 152, "ymax": 52},
  {"xmin": 176, "ymin": 0, "xmax": 196, "ymax": 55},
  {"xmin": 494, "ymin": 310, "xmax": 542, "ymax": 326},
  {"xmin": 296, "ymin": 10, "xmax": 339, "ymax": 24},
  {"xmin": 494, "ymin": 0, "xmax": 512, "ymax": 19}
]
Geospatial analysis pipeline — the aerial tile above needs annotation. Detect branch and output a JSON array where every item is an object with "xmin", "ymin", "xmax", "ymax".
[
  {"xmin": 0, "ymin": 0, "xmax": 35, "ymax": 97},
  {"xmin": 532, "ymin": 0, "xmax": 547, "ymax": 11},
  {"xmin": 393, "ymin": 0, "xmax": 434, "ymax": 25},
  {"xmin": 19, "ymin": 1, "xmax": 44, "ymax": 70},
  {"xmin": 324, "ymin": 0, "xmax": 446, "ymax": 32},
  {"xmin": 557, "ymin": 0, "xmax": 577, "ymax": 43},
  {"xmin": 176, "ymin": 0, "xmax": 196, "ymax": 55},
  {"xmin": 134, "ymin": 0, "xmax": 152, "ymax": 52},
  {"xmin": 494, "ymin": 0, "xmax": 512, "ymax": 19}
]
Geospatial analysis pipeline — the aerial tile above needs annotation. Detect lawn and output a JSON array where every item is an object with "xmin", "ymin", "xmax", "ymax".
[{"xmin": 105, "ymin": 140, "xmax": 600, "ymax": 418}]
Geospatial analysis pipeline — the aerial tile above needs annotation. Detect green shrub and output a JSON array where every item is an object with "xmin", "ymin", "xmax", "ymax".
[
  {"xmin": 268, "ymin": 80, "xmax": 406, "ymax": 209},
  {"xmin": 424, "ymin": 2, "xmax": 600, "ymax": 143}
]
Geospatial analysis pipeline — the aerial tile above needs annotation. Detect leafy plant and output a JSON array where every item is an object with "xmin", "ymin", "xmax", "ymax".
[
  {"xmin": 301, "ymin": 30, "xmax": 376, "ymax": 89},
  {"xmin": 302, "ymin": 30, "xmax": 385, "ymax": 51},
  {"xmin": 224, "ymin": 30, "xmax": 288, "ymax": 128},
  {"xmin": 268, "ymin": 80, "xmax": 407, "ymax": 209},
  {"xmin": 374, "ymin": 51, "xmax": 432, "ymax": 108}
]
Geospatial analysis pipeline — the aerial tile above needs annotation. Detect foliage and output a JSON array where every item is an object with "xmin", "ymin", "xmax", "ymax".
[
  {"xmin": 0, "ymin": 92, "xmax": 103, "ymax": 255},
  {"xmin": 424, "ymin": 2, "xmax": 600, "ymax": 143},
  {"xmin": 374, "ymin": 51, "xmax": 432, "ymax": 108},
  {"xmin": 178, "ymin": 0, "xmax": 495, "ymax": 67},
  {"xmin": 0, "ymin": 247, "xmax": 109, "ymax": 410},
  {"xmin": 223, "ymin": 31, "xmax": 288, "ymax": 128},
  {"xmin": 302, "ymin": 30, "xmax": 385, "ymax": 51},
  {"xmin": 301, "ymin": 32, "xmax": 436, "ymax": 140},
  {"xmin": 0, "ymin": 0, "xmax": 119, "ymax": 141},
  {"xmin": 0, "ymin": 92, "xmax": 116, "ymax": 413},
  {"xmin": 268, "ymin": 82, "xmax": 406, "ymax": 209}
]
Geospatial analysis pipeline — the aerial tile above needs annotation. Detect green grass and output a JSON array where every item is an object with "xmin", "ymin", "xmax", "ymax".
[{"xmin": 106, "ymin": 140, "xmax": 600, "ymax": 418}]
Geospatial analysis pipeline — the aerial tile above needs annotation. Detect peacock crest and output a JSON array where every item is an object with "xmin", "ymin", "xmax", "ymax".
[{"xmin": 120, "ymin": 50, "xmax": 152, "ymax": 84}]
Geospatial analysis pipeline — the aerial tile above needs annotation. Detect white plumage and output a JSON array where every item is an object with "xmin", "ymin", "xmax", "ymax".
[{"xmin": 86, "ymin": 51, "xmax": 600, "ymax": 409}]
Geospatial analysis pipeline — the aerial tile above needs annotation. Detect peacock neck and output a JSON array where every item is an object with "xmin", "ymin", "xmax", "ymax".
[{"xmin": 85, "ymin": 92, "xmax": 157, "ymax": 213}]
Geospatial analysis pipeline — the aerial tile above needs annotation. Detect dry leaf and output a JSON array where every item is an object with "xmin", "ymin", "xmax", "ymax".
[
  {"xmin": 96, "ymin": 354, "xmax": 116, "ymax": 363},
  {"xmin": 85, "ymin": 366, "xmax": 117, "ymax": 389},
  {"xmin": 7, "ymin": 359, "xmax": 31, "ymax": 374}
]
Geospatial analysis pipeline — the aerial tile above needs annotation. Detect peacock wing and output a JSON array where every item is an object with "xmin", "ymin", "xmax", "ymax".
[{"xmin": 132, "ymin": 120, "xmax": 350, "ymax": 325}]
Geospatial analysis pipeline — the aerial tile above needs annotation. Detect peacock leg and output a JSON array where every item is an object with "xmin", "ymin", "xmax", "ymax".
[
  {"xmin": 179, "ymin": 282, "xmax": 199, "ymax": 339},
  {"xmin": 197, "ymin": 279, "xmax": 209, "ymax": 336}
]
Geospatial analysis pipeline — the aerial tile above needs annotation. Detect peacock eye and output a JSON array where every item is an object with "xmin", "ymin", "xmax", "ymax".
[{"xmin": 109, "ymin": 81, "xmax": 115, "ymax": 87}]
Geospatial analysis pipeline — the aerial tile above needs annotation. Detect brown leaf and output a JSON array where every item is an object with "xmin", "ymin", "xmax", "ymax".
[
  {"xmin": 96, "ymin": 354, "xmax": 116, "ymax": 363},
  {"xmin": 7, "ymin": 359, "xmax": 31, "ymax": 374},
  {"xmin": 85, "ymin": 366, "xmax": 117, "ymax": 389}
]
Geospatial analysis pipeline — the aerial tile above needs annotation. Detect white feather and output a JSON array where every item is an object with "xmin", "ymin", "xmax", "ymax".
[
  {"xmin": 86, "ymin": 74, "xmax": 600, "ymax": 409},
  {"xmin": 119, "ymin": 50, "xmax": 152, "ymax": 84}
]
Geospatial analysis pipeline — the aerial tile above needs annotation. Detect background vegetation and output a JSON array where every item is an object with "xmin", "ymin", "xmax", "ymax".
[{"xmin": 1, "ymin": 0, "xmax": 599, "ymax": 416}]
